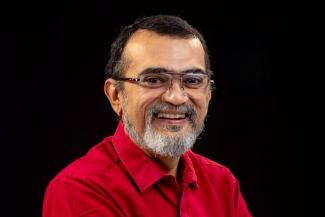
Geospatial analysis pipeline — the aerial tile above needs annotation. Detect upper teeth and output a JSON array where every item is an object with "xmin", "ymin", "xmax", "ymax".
[{"xmin": 157, "ymin": 113, "xmax": 186, "ymax": 119}]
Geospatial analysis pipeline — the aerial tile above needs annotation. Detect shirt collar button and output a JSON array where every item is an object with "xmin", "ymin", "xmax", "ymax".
[{"xmin": 188, "ymin": 182, "xmax": 196, "ymax": 189}]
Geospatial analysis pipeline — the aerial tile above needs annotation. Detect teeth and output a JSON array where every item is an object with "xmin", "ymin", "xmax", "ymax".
[{"xmin": 157, "ymin": 113, "xmax": 186, "ymax": 119}]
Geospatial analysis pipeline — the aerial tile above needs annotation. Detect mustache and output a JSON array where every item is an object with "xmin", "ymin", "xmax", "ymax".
[{"xmin": 147, "ymin": 103, "xmax": 197, "ymax": 123}]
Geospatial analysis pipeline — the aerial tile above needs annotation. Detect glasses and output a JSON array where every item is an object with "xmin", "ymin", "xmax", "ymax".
[{"xmin": 115, "ymin": 72, "xmax": 214, "ymax": 91}]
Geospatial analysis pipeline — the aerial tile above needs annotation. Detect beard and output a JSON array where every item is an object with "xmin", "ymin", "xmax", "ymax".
[{"xmin": 121, "ymin": 93, "xmax": 205, "ymax": 157}]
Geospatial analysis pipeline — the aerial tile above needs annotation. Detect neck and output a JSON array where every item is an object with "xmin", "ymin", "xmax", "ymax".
[
  {"xmin": 156, "ymin": 155, "xmax": 180, "ymax": 177},
  {"xmin": 144, "ymin": 149, "xmax": 181, "ymax": 177}
]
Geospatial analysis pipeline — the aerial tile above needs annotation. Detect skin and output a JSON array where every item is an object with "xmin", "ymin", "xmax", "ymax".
[{"xmin": 104, "ymin": 29, "xmax": 211, "ymax": 177}]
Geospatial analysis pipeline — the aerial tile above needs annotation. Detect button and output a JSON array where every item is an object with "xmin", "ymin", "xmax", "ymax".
[{"xmin": 188, "ymin": 182, "xmax": 196, "ymax": 189}]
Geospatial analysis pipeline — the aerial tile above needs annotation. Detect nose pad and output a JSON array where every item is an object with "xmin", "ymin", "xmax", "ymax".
[
  {"xmin": 165, "ymin": 86, "xmax": 187, "ymax": 97},
  {"xmin": 166, "ymin": 79, "xmax": 187, "ymax": 97},
  {"xmin": 162, "ymin": 78, "xmax": 189, "ymax": 105},
  {"xmin": 167, "ymin": 77, "xmax": 185, "ymax": 91}
]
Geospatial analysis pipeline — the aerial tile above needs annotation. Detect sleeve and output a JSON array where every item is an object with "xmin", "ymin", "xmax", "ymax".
[{"xmin": 42, "ymin": 176, "xmax": 124, "ymax": 217}]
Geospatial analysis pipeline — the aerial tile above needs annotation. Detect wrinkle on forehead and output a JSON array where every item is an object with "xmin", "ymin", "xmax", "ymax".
[
  {"xmin": 126, "ymin": 30, "xmax": 203, "ymax": 55},
  {"xmin": 123, "ymin": 30, "xmax": 205, "ymax": 75}
]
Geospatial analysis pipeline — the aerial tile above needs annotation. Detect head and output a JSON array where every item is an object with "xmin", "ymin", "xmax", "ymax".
[{"xmin": 104, "ymin": 15, "xmax": 213, "ymax": 157}]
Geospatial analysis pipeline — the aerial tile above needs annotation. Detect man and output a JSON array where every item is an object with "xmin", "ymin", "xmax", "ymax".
[{"xmin": 43, "ymin": 15, "xmax": 252, "ymax": 217}]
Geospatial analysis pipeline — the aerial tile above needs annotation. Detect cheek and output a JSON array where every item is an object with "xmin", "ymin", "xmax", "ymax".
[
  {"xmin": 199, "ymin": 103, "xmax": 209, "ymax": 120},
  {"xmin": 192, "ymin": 95, "xmax": 210, "ymax": 115},
  {"xmin": 125, "ymin": 89, "xmax": 159, "ymax": 132},
  {"xmin": 125, "ymin": 99, "xmax": 146, "ymax": 136}
]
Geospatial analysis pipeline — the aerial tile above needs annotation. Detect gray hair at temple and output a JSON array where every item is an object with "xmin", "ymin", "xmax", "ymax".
[{"xmin": 105, "ymin": 15, "xmax": 212, "ymax": 83}]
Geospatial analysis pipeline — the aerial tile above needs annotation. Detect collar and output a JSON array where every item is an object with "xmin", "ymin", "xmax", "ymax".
[{"xmin": 112, "ymin": 121, "xmax": 198, "ymax": 192}]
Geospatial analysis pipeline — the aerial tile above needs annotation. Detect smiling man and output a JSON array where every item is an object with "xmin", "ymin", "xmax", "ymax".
[{"xmin": 43, "ymin": 15, "xmax": 252, "ymax": 217}]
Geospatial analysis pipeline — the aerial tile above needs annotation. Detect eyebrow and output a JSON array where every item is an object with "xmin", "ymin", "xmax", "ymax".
[{"xmin": 139, "ymin": 67, "xmax": 207, "ymax": 75}]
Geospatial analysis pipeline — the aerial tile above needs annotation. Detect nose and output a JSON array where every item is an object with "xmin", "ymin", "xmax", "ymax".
[{"xmin": 161, "ymin": 79, "xmax": 189, "ymax": 105}]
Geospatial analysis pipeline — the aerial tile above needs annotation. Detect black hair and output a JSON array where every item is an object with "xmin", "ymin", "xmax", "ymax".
[{"xmin": 105, "ymin": 15, "xmax": 211, "ymax": 80}]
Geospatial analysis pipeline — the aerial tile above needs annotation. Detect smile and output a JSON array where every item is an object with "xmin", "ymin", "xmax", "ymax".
[{"xmin": 154, "ymin": 112, "xmax": 189, "ymax": 120}]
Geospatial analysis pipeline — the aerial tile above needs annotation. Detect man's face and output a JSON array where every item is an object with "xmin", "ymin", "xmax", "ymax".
[{"xmin": 118, "ymin": 30, "xmax": 211, "ymax": 157}]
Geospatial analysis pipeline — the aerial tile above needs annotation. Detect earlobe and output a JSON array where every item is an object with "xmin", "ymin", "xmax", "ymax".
[
  {"xmin": 205, "ymin": 88, "xmax": 212, "ymax": 103},
  {"xmin": 104, "ymin": 79, "xmax": 123, "ymax": 117}
]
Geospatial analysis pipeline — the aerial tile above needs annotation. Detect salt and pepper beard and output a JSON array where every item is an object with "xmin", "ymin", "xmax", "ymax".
[{"xmin": 121, "ymin": 92, "xmax": 205, "ymax": 157}]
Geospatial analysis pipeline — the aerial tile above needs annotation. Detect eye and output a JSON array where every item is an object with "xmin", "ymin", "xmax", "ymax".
[
  {"xmin": 145, "ymin": 77, "xmax": 163, "ymax": 84},
  {"xmin": 183, "ymin": 75, "xmax": 204, "ymax": 87},
  {"xmin": 140, "ymin": 74, "xmax": 168, "ymax": 87}
]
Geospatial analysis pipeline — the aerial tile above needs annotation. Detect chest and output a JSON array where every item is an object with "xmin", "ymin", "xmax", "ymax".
[{"xmin": 107, "ymin": 178, "xmax": 230, "ymax": 217}]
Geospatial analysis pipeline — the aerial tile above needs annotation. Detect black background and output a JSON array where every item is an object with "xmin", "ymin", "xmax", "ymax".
[{"xmin": 1, "ymin": 2, "xmax": 304, "ymax": 217}]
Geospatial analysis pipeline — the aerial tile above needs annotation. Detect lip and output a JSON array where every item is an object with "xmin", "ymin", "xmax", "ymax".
[
  {"xmin": 154, "ymin": 110, "xmax": 189, "ymax": 117},
  {"xmin": 152, "ymin": 113, "xmax": 188, "ymax": 125},
  {"xmin": 155, "ymin": 112, "xmax": 187, "ymax": 119}
]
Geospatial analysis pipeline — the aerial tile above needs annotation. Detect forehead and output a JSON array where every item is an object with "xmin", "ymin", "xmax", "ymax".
[{"xmin": 123, "ymin": 30, "xmax": 205, "ymax": 75}]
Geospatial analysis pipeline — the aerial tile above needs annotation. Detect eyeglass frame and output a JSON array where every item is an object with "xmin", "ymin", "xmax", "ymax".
[{"xmin": 113, "ymin": 71, "xmax": 215, "ymax": 92}]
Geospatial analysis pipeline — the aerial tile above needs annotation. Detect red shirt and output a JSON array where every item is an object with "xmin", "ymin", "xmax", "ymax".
[{"xmin": 43, "ymin": 122, "xmax": 252, "ymax": 217}]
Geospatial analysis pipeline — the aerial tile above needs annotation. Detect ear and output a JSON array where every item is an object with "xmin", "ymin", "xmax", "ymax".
[
  {"xmin": 207, "ymin": 90, "xmax": 212, "ymax": 102},
  {"xmin": 104, "ymin": 79, "xmax": 123, "ymax": 117}
]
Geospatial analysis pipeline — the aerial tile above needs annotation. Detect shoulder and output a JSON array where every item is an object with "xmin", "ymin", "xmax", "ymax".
[
  {"xmin": 187, "ymin": 151, "xmax": 237, "ymax": 185},
  {"xmin": 48, "ymin": 136, "xmax": 117, "ymax": 187},
  {"xmin": 188, "ymin": 151, "xmax": 231, "ymax": 173},
  {"xmin": 43, "ymin": 136, "xmax": 126, "ymax": 216}
]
